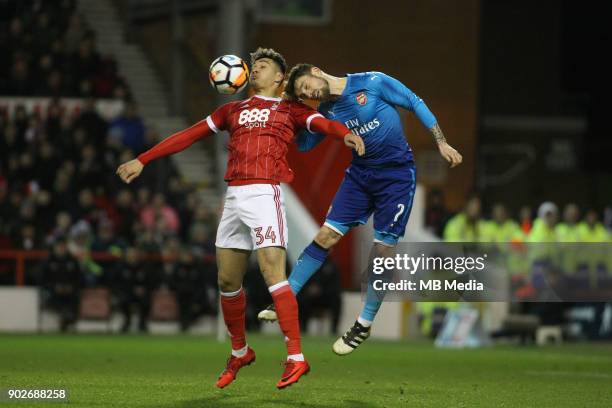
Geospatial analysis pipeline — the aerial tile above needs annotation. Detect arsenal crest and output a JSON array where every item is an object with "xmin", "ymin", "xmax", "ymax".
[{"xmin": 356, "ymin": 92, "xmax": 367, "ymax": 106}]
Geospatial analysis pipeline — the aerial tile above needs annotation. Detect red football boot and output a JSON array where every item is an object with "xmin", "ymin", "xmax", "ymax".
[
  {"xmin": 216, "ymin": 347, "xmax": 256, "ymax": 388},
  {"xmin": 276, "ymin": 359, "xmax": 310, "ymax": 389}
]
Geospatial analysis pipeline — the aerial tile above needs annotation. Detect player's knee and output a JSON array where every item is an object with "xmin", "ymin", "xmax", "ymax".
[
  {"xmin": 217, "ymin": 274, "xmax": 241, "ymax": 293},
  {"xmin": 315, "ymin": 227, "xmax": 342, "ymax": 249}
]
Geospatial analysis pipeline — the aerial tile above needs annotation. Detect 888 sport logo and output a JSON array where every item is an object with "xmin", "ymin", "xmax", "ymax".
[{"xmin": 238, "ymin": 108, "xmax": 270, "ymax": 129}]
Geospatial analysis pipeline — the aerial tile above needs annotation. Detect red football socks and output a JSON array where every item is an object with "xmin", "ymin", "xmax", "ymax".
[
  {"xmin": 220, "ymin": 288, "xmax": 247, "ymax": 351},
  {"xmin": 269, "ymin": 281, "xmax": 302, "ymax": 357}
]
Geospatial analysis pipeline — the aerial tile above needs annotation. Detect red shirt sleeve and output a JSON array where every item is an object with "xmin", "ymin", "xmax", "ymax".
[
  {"xmin": 206, "ymin": 101, "xmax": 235, "ymax": 133},
  {"xmin": 137, "ymin": 102, "xmax": 237, "ymax": 165},
  {"xmin": 309, "ymin": 116, "xmax": 351, "ymax": 140},
  {"xmin": 137, "ymin": 120, "xmax": 212, "ymax": 165},
  {"xmin": 289, "ymin": 101, "xmax": 325, "ymax": 132}
]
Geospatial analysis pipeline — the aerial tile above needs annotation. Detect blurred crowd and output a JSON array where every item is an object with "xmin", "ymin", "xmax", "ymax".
[
  {"xmin": 425, "ymin": 190, "xmax": 611, "ymax": 245},
  {"xmin": 0, "ymin": 0, "xmax": 130, "ymax": 98},
  {"xmin": 0, "ymin": 97, "xmax": 224, "ymax": 332}
]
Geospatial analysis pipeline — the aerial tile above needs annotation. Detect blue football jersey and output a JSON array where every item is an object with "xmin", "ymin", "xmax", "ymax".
[{"xmin": 297, "ymin": 72, "xmax": 437, "ymax": 167}]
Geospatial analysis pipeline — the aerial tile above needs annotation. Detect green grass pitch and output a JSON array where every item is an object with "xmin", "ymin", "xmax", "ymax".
[{"xmin": 1, "ymin": 334, "xmax": 611, "ymax": 407}]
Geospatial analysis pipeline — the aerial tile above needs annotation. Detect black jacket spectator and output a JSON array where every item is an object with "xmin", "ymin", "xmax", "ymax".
[
  {"xmin": 170, "ymin": 251, "xmax": 209, "ymax": 331},
  {"xmin": 112, "ymin": 248, "xmax": 158, "ymax": 332},
  {"xmin": 41, "ymin": 239, "xmax": 82, "ymax": 331}
]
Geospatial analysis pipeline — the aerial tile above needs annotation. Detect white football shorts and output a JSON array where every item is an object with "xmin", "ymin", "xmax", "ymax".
[{"xmin": 215, "ymin": 184, "xmax": 288, "ymax": 251}]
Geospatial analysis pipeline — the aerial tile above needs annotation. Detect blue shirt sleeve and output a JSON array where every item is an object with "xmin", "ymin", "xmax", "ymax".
[
  {"xmin": 295, "ymin": 102, "xmax": 334, "ymax": 152},
  {"xmin": 370, "ymin": 72, "xmax": 437, "ymax": 129},
  {"xmin": 296, "ymin": 130, "xmax": 325, "ymax": 152}
]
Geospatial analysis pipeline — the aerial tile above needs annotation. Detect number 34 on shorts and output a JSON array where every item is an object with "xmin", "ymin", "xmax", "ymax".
[
  {"xmin": 215, "ymin": 184, "xmax": 288, "ymax": 251},
  {"xmin": 254, "ymin": 226, "xmax": 277, "ymax": 245}
]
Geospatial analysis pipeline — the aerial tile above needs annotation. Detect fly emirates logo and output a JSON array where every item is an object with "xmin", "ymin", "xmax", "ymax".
[
  {"xmin": 344, "ymin": 117, "xmax": 380, "ymax": 136},
  {"xmin": 238, "ymin": 108, "xmax": 270, "ymax": 129}
]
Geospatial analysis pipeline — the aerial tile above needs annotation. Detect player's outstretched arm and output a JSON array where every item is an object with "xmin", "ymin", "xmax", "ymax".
[
  {"xmin": 373, "ymin": 73, "xmax": 461, "ymax": 166},
  {"xmin": 116, "ymin": 119, "xmax": 213, "ymax": 184},
  {"xmin": 309, "ymin": 117, "xmax": 365, "ymax": 156},
  {"xmin": 430, "ymin": 123, "xmax": 462, "ymax": 168}
]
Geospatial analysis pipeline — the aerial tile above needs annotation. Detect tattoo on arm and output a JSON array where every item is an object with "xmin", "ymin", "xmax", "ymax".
[{"xmin": 430, "ymin": 123, "xmax": 446, "ymax": 144}]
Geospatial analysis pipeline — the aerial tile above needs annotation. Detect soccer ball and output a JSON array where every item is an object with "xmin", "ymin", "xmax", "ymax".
[{"xmin": 209, "ymin": 55, "xmax": 249, "ymax": 94}]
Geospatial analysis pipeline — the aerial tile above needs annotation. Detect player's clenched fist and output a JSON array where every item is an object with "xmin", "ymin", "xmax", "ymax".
[
  {"xmin": 116, "ymin": 159, "xmax": 144, "ymax": 184},
  {"xmin": 438, "ymin": 142, "xmax": 462, "ymax": 168},
  {"xmin": 344, "ymin": 133, "xmax": 365, "ymax": 156}
]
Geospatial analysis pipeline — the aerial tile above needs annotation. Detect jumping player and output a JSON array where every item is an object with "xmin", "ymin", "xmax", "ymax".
[
  {"xmin": 258, "ymin": 64, "xmax": 462, "ymax": 355},
  {"xmin": 116, "ymin": 49, "xmax": 365, "ymax": 388}
]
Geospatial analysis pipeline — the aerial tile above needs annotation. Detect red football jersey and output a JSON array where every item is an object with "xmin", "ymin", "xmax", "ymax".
[{"xmin": 206, "ymin": 95, "xmax": 323, "ymax": 184}]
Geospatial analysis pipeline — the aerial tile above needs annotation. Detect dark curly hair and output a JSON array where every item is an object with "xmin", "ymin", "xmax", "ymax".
[
  {"xmin": 283, "ymin": 63, "xmax": 314, "ymax": 100},
  {"xmin": 250, "ymin": 47, "xmax": 288, "ymax": 74}
]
